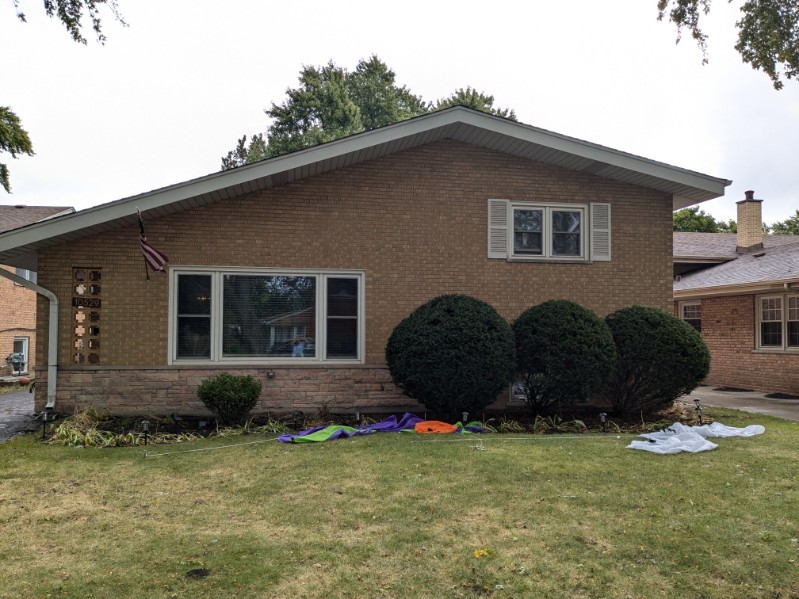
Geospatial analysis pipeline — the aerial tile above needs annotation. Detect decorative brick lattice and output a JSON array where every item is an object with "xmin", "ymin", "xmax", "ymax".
[{"xmin": 72, "ymin": 268, "xmax": 101, "ymax": 364}]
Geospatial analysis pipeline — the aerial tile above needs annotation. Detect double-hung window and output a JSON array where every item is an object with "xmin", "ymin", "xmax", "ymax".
[
  {"xmin": 757, "ymin": 294, "xmax": 799, "ymax": 350},
  {"xmin": 679, "ymin": 301, "xmax": 702, "ymax": 332},
  {"xmin": 488, "ymin": 199, "xmax": 610, "ymax": 262},
  {"xmin": 170, "ymin": 268, "xmax": 364, "ymax": 364}
]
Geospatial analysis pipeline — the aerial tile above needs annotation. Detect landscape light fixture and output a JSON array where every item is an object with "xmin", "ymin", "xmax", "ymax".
[
  {"xmin": 40, "ymin": 407, "xmax": 56, "ymax": 440},
  {"xmin": 462, "ymin": 412, "xmax": 469, "ymax": 424},
  {"xmin": 141, "ymin": 420, "xmax": 150, "ymax": 445},
  {"xmin": 693, "ymin": 398, "xmax": 703, "ymax": 425},
  {"xmin": 599, "ymin": 412, "xmax": 607, "ymax": 434}
]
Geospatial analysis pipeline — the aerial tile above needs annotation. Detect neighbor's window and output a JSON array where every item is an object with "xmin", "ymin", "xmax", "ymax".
[
  {"xmin": 172, "ymin": 269, "xmax": 363, "ymax": 363},
  {"xmin": 512, "ymin": 204, "xmax": 585, "ymax": 259},
  {"xmin": 680, "ymin": 301, "xmax": 702, "ymax": 332},
  {"xmin": 757, "ymin": 294, "xmax": 799, "ymax": 350}
]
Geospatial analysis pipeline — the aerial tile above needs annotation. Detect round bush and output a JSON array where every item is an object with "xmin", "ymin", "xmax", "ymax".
[
  {"xmin": 385, "ymin": 295, "xmax": 516, "ymax": 418},
  {"xmin": 196, "ymin": 372, "xmax": 262, "ymax": 425},
  {"xmin": 513, "ymin": 300, "xmax": 617, "ymax": 414},
  {"xmin": 605, "ymin": 306, "xmax": 710, "ymax": 417}
]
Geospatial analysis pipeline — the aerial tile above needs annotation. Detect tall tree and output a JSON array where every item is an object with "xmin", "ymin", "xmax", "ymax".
[
  {"xmin": 4, "ymin": 0, "xmax": 125, "ymax": 192},
  {"xmin": 221, "ymin": 56, "xmax": 516, "ymax": 170},
  {"xmin": 657, "ymin": 0, "xmax": 799, "ymax": 89},
  {"xmin": 673, "ymin": 206, "xmax": 724, "ymax": 231},
  {"xmin": 0, "ymin": 107, "xmax": 34, "ymax": 193},
  {"xmin": 435, "ymin": 87, "xmax": 517, "ymax": 121},
  {"xmin": 770, "ymin": 210, "xmax": 799, "ymax": 234}
]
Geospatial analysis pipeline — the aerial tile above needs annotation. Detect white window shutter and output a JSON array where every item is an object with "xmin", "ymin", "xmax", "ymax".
[
  {"xmin": 590, "ymin": 203, "xmax": 611, "ymax": 261},
  {"xmin": 488, "ymin": 199, "xmax": 509, "ymax": 259}
]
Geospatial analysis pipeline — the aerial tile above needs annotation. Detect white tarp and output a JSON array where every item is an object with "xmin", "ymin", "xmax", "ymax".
[{"xmin": 627, "ymin": 422, "xmax": 765, "ymax": 454}]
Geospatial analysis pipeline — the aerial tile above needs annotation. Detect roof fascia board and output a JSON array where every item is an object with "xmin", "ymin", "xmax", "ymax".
[{"xmin": 674, "ymin": 278, "xmax": 799, "ymax": 299}]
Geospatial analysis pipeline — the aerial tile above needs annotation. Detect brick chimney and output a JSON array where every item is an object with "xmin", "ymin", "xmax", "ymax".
[{"xmin": 736, "ymin": 190, "xmax": 763, "ymax": 252}]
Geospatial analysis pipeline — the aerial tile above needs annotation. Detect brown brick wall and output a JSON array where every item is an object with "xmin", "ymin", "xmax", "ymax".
[
  {"xmin": 675, "ymin": 295, "xmax": 799, "ymax": 394},
  {"xmin": 35, "ymin": 140, "xmax": 674, "ymax": 414},
  {"xmin": 0, "ymin": 266, "xmax": 36, "ymax": 375}
]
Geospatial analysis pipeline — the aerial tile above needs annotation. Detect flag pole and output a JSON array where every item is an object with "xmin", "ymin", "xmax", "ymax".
[{"xmin": 137, "ymin": 208, "xmax": 150, "ymax": 282}]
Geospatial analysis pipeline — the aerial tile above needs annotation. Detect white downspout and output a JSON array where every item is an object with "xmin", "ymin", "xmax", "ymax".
[{"xmin": 0, "ymin": 269, "xmax": 58, "ymax": 409}]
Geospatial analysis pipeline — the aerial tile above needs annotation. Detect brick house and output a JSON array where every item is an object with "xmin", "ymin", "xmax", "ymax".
[
  {"xmin": 674, "ymin": 191, "xmax": 799, "ymax": 395},
  {"xmin": 0, "ymin": 107, "xmax": 729, "ymax": 415},
  {"xmin": 0, "ymin": 205, "xmax": 74, "ymax": 377}
]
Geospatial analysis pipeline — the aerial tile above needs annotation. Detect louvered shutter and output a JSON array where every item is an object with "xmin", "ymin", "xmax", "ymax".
[
  {"xmin": 590, "ymin": 203, "xmax": 611, "ymax": 261},
  {"xmin": 488, "ymin": 199, "xmax": 509, "ymax": 259}
]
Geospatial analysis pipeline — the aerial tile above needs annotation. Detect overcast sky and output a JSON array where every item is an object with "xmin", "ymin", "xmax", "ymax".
[{"xmin": 2, "ymin": 0, "xmax": 798, "ymax": 224}]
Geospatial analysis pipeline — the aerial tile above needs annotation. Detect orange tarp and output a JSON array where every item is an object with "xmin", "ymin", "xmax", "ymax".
[{"xmin": 414, "ymin": 420, "xmax": 458, "ymax": 434}]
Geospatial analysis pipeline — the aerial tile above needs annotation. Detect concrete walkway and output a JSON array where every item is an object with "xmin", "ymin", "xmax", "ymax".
[
  {"xmin": 0, "ymin": 388, "xmax": 37, "ymax": 443},
  {"xmin": 681, "ymin": 385, "xmax": 799, "ymax": 423}
]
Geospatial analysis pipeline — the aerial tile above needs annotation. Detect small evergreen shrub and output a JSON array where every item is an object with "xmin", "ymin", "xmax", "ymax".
[
  {"xmin": 385, "ymin": 294, "xmax": 516, "ymax": 418},
  {"xmin": 605, "ymin": 306, "xmax": 710, "ymax": 417},
  {"xmin": 513, "ymin": 300, "xmax": 617, "ymax": 415},
  {"xmin": 196, "ymin": 372, "xmax": 262, "ymax": 425}
]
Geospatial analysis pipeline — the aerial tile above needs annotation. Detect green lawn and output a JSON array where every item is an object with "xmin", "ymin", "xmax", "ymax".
[{"xmin": 0, "ymin": 407, "xmax": 797, "ymax": 598}]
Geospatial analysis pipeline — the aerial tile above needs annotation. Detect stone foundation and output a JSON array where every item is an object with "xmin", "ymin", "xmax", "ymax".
[{"xmin": 35, "ymin": 366, "xmax": 426, "ymax": 417}]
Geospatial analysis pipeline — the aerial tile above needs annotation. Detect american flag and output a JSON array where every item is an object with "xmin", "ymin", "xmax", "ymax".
[{"xmin": 138, "ymin": 210, "xmax": 169, "ymax": 276}]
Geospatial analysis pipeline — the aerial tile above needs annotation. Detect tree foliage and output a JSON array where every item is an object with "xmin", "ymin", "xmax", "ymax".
[
  {"xmin": 385, "ymin": 295, "xmax": 516, "ymax": 418},
  {"xmin": 13, "ymin": 0, "xmax": 125, "ymax": 44},
  {"xmin": 435, "ymin": 87, "xmax": 517, "ymax": 121},
  {"xmin": 605, "ymin": 306, "xmax": 710, "ymax": 417},
  {"xmin": 770, "ymin": 209, "xmax": 799, "ymax": 234},
  {"xmin": 512, "ymin": 300, "xmax": 616, "ymax": 416},
  {"xmin": 221, "ymin": 56, "xmax": 517, "ymax": 170},
  {"xmin": 673, "ymin": 206, "xmax": 737, "ymax": 232},
  {"xmin": 5, "ymin": 0, "xmax": 125, "ymax": 192},
  {"xmin": 673, "ymin": 206, "xmax": 721, "ymax": 232},
  {"xmin": 0, "ymin": 107, "xmax": 35, "ymax": 193},
  {"xmin": 657, "ymin": 0, "xmax": 799, "ymax": 89}
]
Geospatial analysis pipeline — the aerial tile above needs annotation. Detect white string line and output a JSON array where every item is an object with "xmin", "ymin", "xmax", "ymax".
[
  {"xmin": 143, "ymin": 436, "xmax": 281, "ymax": 458},
  {"xmin": 411, "ymin": 435, "xmax": 631, "ymax": 443}
]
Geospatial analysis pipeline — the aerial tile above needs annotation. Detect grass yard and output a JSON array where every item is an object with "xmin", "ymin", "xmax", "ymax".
[{"xmin": 0, "ymin": 407, "xmax": 797, "ymax": 598}]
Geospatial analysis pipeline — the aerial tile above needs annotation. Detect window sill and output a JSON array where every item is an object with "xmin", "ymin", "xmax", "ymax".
[
  {"xmin": 506, "ymin": 257, "xmax": 589, "ymax": 264},
  {"xmin": 751, "ymin": 348, "xmax": 799, "ymax": 355}
]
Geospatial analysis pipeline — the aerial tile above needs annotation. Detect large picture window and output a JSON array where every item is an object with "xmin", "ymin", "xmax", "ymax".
[
  {"xmin": 757, "ymin": 294, "xmax": 799, "ymax": 351},
  {"xmin": 170, "ymin": 269, "xmax": 364, "ymax": 364}
]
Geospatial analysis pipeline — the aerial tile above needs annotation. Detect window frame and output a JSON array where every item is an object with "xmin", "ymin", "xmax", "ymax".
[
  {"xmin": 509, "ymin": 202, "xmax": 588, "ymax": 261},
  {"xmin": 756, "ymin": 293, "xmax": 799, "ymax": 351},
  {"xmin": 168, "ymin": 267, "xmax": 365, "ymax": 365},
  {"xmin": 679, "ymin": 300, "xmax": 702, "ymax": 333}
]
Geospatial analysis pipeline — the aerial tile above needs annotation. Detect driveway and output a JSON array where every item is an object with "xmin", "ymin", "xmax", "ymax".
[
  {"xmin": 0, "ymin": 388, "xmax": 37, "ymax": 443},
  {"xmin": 681, "ymin": 385, "xmax": 799, "ymax": 423}
]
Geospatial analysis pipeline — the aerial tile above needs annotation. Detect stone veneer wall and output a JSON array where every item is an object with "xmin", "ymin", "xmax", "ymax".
[{"xmin": 35, "ymin": 366, "xmax": 433, "ymax": 416}]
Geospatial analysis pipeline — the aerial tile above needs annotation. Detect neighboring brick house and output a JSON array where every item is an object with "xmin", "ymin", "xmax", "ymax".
[
  {"xmin": 0, "ymin": 205, "xmax": 74, "ymax": 377},
  {"xmin": 674, "ymin": 191, "xmax": 799, "ymax": 395},
  {"xmin": 0, "ymin": 107, "xmax": 729, "ymax": 415}
]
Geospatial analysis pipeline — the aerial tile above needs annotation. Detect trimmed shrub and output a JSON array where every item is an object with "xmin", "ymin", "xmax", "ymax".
[
  {"xmin": 385, "ymin": 294, "xmax": 516, "ymax": 418},
  {"xmin": 605, "ymin": 306, "xmax": 710, "ymax": 417},
  {"xmin": 513, "ymin": 300, "xmax": 617, "ymax": 415},
  {"xmin": 196, "ymin": 372, "xmax": 262, "ymax": 425}
]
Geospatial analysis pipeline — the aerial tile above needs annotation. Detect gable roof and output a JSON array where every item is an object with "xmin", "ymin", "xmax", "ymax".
[
  {"xmin": 0, "ymin": 205, "xmax": 75, "ymax": 234},
  {"xmin": 0, "ymin": 107, "xmax": 730, "ymax": 270},
  {"xmin": 675, "ymin": 233, "xmax": 799, "ymax": 297}
]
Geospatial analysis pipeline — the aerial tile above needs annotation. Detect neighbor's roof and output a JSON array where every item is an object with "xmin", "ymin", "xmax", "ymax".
[
  {"xmin": 675, "ymin": 233, "xmax": 799, "ymax": 297},
  {"xmin": 0, "ymin": 205, "xmax": 75, "ymax": 234},
  {"xmin": 0, "ymin": 107, "xmax": 730, "ymax": 270}
]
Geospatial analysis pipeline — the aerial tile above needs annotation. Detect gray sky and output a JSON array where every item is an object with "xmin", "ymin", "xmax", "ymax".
[{"xmin": 3, "ymin": 0, "xmax": 798, "ymax": 224}]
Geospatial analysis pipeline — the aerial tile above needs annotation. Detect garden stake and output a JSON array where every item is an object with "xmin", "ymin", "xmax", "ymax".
[{"xmin": 694, "ymin": 398, "xmax": 703, "ymax": 425}]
